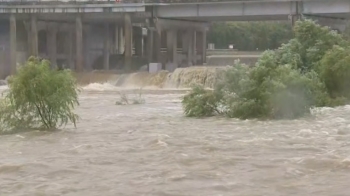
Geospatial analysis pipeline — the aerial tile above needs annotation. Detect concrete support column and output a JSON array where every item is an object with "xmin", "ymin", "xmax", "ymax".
[
  {"xmin": 166, "ymin": 30, "xmax": 177, "ymax": 63},
  {"xmin": 118, "ymin": 26, "xmax": 124, "ymax": 54},
  {"xmin": 124, "ymin": 14, "xmax": 132, "ymax": 71},
  {"xmin": 103, "ymin": 23, "xmax": 110, "ymax": 70},
  {"xmin": 153, "ymin": 29, "xmax": 162, "ymax": 63},
  {"xmin": 182, "ymin": 30, "xmax": 195, "ymax": 67},
  {"xmin": 30, "ymin": 16, "xmax": 38, "ymax": 56},
  {"xmin": 146, "ymin": 30, "xmax": 153, "ymax": 63},
  {"xmin": 47, "ymin": 23, "xmax": 58, "ymax": 68},
  {"xmin": 113, "ymin": 25, "xmax": 119, "ymax": 54},
  {"xmin": 65, "ymin": 28, "xmax": 74, "ymax": 70},
  {"xmin": 134, "ymin": 27, "xmax": 143, "ymax": 57},
  {"xmin": 166, "ymin": 29, "xmax": 178, "ymax": 71},
  {"xmin": 10, "ymin": 14, "xmax": 16, "ymax": 75},
  {"xmin": 24, "ymin": 22, "xmax": 31, "ymax": 59},
  {"xmin": 196, "ymin": 30, "xmax": 207, "ymax": 65},
  {"xmin": 75, "ymin": 15, "xmax": 83, "ymax": 72}
]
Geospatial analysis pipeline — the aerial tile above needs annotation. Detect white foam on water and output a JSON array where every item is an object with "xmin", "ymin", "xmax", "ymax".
[
  {"xmin": 0, "ymin": 85, "xmax": 8, "ymax": 90},
  {"xmin": 82, "ymin": 83, "xmax": 118, "ymax": 91}
]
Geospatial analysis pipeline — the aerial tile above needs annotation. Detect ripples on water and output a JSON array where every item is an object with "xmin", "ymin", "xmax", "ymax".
[{"xmin": 1, "ymin": 83, "xmax": 350, "ymax": 196}]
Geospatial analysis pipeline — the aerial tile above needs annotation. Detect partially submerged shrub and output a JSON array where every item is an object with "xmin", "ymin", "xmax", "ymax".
[
  {"xmin": 115, "ymin": 88, "xmax": 145, "ymax": 105},
  {"xmin": 182, "ymin": 19, "xmax": 350, "ymax": 120},
  {"xmin": 219, "ymin": 63, "xmax": 326, "ymax": 119},
  {"xmin": 182, "ymin": 85, "xmax": 221, "ymax": 117},
  {"xmin": 0, "ymin": 57, "xmax": 79, "ymax": 133}
]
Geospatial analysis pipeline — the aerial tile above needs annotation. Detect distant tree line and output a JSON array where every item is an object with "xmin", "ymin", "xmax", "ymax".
[{"xmin": 207, "ymin": 21, "xmax": 294, "ymax": 51}]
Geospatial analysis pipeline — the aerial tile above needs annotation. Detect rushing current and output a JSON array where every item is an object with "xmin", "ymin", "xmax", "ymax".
[{"xmin": 1, "ymin": 68, "xmax": 350, "ymax": 196}]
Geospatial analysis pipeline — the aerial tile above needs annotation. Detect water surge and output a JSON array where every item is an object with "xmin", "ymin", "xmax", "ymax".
[{"xmin": 76, "ymin": 66, "xmax": 226, "ymax": 91}]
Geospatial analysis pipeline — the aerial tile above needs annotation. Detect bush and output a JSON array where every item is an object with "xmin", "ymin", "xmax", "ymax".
[
  {"xmin": 182, "ymin": 85, "xmax": 221, "ymax": 117},
  {"xmin": 219, "ymin": 62, "xmax": 327, "ymax": 119},
  {"xmin": 319, "ymin": 45, "xmax": 350, "ymax": 99},
  {"xmin": 0, "ymin": 57, "xmax": 79, "ymax": 133},
  {"xmin": 182, "ymin": 19, "xmax": 350, "ymax": 120}
]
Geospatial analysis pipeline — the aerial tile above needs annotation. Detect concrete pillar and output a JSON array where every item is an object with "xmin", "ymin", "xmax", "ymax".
[
  {"xmin": 166, "ymin": 29, "xmax": 178, "ymax": 71},
  {"xmin": 196, "ymin": 30, "xmax": 207, "ymax": 65},
  {"xmin": 47, "ymin": 23, "xmax": 57, "ymax": 68},
  {"xmin": 118, "ymin": 26, "xmax": 124, "ymax": 54},
  {"xmin": 10, "ymin": 14, "xmax": 16, "ymax": 75},
  {"xmin": 113, "ymin": 25, "xmax": 119, "ymax": 54},
  {"xmin": 153, "ymin": 29, "xmax": 162, "ymax": 63},
  {"xmin": 24, "ymin": 23, "xmax": 31, "ymax": 59},
  {"xmin": 30, "ymin": 16, "xmax": 38, "ymax": 56},
  {"xmin": 75, "ymin": 15, "xmax": 83, "ymax": 72},
  {"xmin": 103, "ymin": 23, "xmax": 110, "ymax": 70},
  {"xmin": 134, "ymin": 27, "xmax": 143, "ymax": 57},
  {"xmin": 166, "ymin": 30, "xmax": 177, "ymax": 63},
  {"xmin": 182, "ymin": 30, "xmax": 195, "ymax": 67},
  {"xmin": 146, "ymin": 30, "xmax": 153, "ymax": 63},
  {"xmin": 124, "ymin": 14, "xmax": 132, "ymax": 71},
  {"xmin": 66, "ymin": 28, "xmax": 74, "ymax": 70}
]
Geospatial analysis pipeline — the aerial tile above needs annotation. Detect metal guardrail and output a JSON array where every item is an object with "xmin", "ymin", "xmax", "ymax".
[{"xmin": 0, "ymin": 0, "xmax": 307, "ymax": 5}]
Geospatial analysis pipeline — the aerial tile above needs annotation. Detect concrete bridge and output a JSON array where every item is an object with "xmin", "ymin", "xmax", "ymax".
[{"xmin": 0, "ymin": 0, "xmax": 349, "ymax": 78}]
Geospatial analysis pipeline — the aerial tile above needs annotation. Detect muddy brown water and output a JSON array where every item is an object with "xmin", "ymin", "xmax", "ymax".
[{"xmin": 1, "ymin": 79, "xmax": 350, "ymax": 196}]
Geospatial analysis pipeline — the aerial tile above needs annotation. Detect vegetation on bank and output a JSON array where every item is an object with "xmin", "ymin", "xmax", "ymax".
[
  {"xmin": 0, "ymin": 57, "xmax": 80, "ymax": 134},
  {"xmin": 208, "ymin": 21, "xmax": 293, "ymax": 50},
  {"xmin": 183, "ymin": 20, "xmax": 350, "ymax": 119}
]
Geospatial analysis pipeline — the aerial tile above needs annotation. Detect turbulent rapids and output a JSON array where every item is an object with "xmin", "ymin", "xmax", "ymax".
[
  {"xmin": 1, "ymin": 66, "xmax": 350, "ymax": 196},
  {"xmin": 75, "ymin": 66, "xmax": 225, "ymax": 90}
]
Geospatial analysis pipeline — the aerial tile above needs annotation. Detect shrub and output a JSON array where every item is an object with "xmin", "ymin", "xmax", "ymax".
[
  {"xmin": 182, "ymin": 85, "xmax": 221, "ymax": 117},
  {"xmin": 220, "ymin": 62, "xmax": 327, "ymax": 119},
  {"xmin": 0, "ymin": 57, "xmax": 79, "ymax": 133},
  {"xmin": 319, "ymin": 45, "xmax": 350, "ymax": 99},
  {"xmin": 182, "ymin": 19, "xmax": 350, "ymax": 120}
]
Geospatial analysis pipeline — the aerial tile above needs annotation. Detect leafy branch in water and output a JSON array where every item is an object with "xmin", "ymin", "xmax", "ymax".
[
  {"xmin": 183, "ymin": 19, "xmax": 350, "ymax": 120},
  {"xmin": 0, "ymin": 56, "xmax": 80, "ymax": 134},
  {"xmin": 115, "ymin": 88, "xmax": 145, "ymax": 105}
]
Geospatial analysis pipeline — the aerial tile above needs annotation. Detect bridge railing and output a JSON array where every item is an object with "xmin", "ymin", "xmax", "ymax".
[{"xmin": 0, "ymin": 0, "xmax": 261, "ymax": 5}]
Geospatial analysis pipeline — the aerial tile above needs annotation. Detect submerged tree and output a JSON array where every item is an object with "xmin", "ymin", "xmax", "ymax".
[{"xmin": 0, "ymin": 57, "xmax": 80, "ymax": 133}]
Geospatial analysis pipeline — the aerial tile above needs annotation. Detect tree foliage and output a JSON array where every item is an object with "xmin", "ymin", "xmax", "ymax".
[
  {"xmin": 207, "ymin": 21, "xmax": 293, "ymax": 50},
  {"xmin": 0, "ymin": 57, "xmax": 79, "ymax": 134},
  {"xmin": 183, "ymin": 19, "xmax": 350, "ymax": 120},
  {"xmin": 182, "ymin": 85, "xmax": 221, "ymax": 117}
]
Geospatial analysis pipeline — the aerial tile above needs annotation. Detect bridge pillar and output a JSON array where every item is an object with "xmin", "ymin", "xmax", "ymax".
[
  {"xmin": 134, "ymin": 27, "xmax": 143, "ymax": 57},
  {"xmin": 75, "ymin": 15, "xmax": 83, "ymax": 72},
  {"xmin": 118, "ymin": 26, "xmax": 124, "ymax": 54},
  {"xmin": 103, "ymin": 23, "xmax": 110, "ymax": 70},
  {"xmin": 124, "ymin": 13, "xmax": 132, "ymax": 71},
  {"xmin": 196, "ymin": 30, "xmax": 207, "ymax": 65},
  {"xmin": 47, "ymin": 23, "xmax": 57, "ymax": 68},
  {"xmin": 182, "ymin": 30, "xmax": 195, "ymax": 67},
  {"xmin": 65, "ymin": 28, "xmax": 74, "ymax": 70},
  {"xmin": 146, "ymin": 30, "xmax": 153, "ymax": 63},
  {"xmin": 30, "ymin": 16, "xmax": 38, "ymax": 57},
  {"xmin": 112, "ymin": 25, "xmax": 118, "ymax": 54},
  {"xmin": 10, "ymin": 14, "xmax": 16, "ymax": 75},
  {"xmin": 153, "ymin": 29, "xmax": 162, "ymax": 63},
  {"xmin": 166, "ymin": 29, "xmax": 178, "ymax": 71}
]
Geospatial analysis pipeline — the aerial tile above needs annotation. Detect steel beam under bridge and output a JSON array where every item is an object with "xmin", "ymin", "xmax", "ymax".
[{"xmin": 152, "ymin": 0, "xmax": 350, "ymax": 21}]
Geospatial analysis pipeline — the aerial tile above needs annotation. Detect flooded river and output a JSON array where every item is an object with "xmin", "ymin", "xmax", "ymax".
[{"xmin": 1, "ymin": 71, "xmax": 350, "ymax": 196}]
